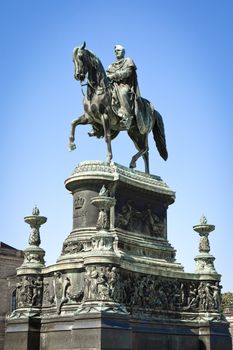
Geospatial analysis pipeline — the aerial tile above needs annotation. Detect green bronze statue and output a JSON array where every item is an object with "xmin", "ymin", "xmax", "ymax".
[
  {"xmin": 106, "ymin": 44, "xmax": 140, "ymax": 130},
  {"xmin": 69, "ymin": 42, "xmax": 168, "ymax": 173}
]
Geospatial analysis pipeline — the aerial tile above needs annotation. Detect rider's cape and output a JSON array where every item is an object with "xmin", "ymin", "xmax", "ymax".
[
  {"xmin": 134, "ymin": 96, "xmax": 152, "ymax": 135},
  {"xmin": 107, "ymin": 58, "xmax": 150, "ymax": 135},
  {"xmin": 125, "ymin": 59, "xmax": 151, "ymax": 135},
  {"xmin": 122, "ymin": 58, "xmax": 151, "ymax": 135},
  {"xmin": 130, "ymin": 66, "xmax": 149, "ymax": 135}
]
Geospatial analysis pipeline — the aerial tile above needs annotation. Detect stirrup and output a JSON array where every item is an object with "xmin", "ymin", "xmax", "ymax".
[{"xmin": 120, "ymin": 116, "xmax": 132, "ymax": 130}]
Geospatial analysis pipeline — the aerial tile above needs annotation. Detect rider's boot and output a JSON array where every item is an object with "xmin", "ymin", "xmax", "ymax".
[
  {"xmin": 88, "ymin": 126, "xmax": 103, "ymax": 138},
  {"xmin": 88, "ymin": 128, "xmax": 97, "ymax": 137}
]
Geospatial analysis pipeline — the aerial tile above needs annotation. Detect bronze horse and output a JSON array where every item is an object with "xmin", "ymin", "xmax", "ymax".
[{"xmin": 69, "ymin": 43, "xmax": 168, "ymax": 173}]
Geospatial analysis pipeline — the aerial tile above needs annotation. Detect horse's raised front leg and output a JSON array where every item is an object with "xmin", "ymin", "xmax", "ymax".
[
  {"xmin": 69, "ymin": 114, "xmax": 89, "ymax": 151},
  {"xmin": 101, "ymin": 114, "xmax": 112, "ymax": 162}
]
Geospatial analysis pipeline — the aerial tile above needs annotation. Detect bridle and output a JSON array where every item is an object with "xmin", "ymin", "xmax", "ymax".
[{"xmin": 76, "ymin": 49, "xmax": 112, "ymax": 99}]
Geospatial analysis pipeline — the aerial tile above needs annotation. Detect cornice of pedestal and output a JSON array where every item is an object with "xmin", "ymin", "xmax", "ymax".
[{"xmin": 65, "ymin": 160, "xmax": 175, "ymax": 204}]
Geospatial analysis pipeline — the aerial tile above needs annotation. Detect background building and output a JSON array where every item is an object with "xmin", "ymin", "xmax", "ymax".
[
  {"xmin": 0, "ymin": 242, "xmax": 24, "ymax": 349},
  {"xmin": 223, "ymin": 293, "xmax": 233, "ymax": 349}
]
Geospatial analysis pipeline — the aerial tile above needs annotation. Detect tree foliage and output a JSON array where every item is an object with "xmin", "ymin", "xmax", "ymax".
[{"xmin": 222, "ymin": 292, "xmax": 233, "ymax": 308}]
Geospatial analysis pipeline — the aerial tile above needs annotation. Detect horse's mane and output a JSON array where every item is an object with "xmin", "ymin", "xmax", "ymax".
[
  {"xmin": 73, "ymin": 46, "xmax": 108, "ymax": 87},
  {"xmin": 86, "ymin": 49, "xmax": 106, "ymax": 76}
]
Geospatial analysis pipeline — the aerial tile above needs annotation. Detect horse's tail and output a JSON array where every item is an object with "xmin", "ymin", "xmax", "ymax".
[{"xmin": 152, "ymin": 110, "xmax": 168, "ymax": 161}]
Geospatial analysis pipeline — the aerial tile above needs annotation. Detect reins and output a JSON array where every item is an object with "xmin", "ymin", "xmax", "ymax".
[{"xmin": 80, "ymin": 81, "xmax": 87, "ymax": 96}]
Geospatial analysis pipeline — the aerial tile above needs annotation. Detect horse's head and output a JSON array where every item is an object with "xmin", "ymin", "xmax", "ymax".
[
  {"xmin": 73, "ymin": 42, "xmax": 88, "ymax": 82},
  {"xmin": 73, "ymin": 42, "xmax": 107, "ymax": 87}
]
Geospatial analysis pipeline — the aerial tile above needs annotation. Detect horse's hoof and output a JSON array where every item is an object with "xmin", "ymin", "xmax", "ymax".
[
  {"xmin": 107, "ymin": 154, "xmax": 112, "ymax": 162},
  {"xmin": 129, "ymin": 162, "xmax": 136, "ymax": 169},
  {"xmin": 68, "ymin": 143, "xmax": 76, "ymax": 151}
]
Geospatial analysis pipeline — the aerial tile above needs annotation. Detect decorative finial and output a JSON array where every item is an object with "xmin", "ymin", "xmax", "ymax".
[
  {"xmin": 32, "ymin": 206, "xmax": 40, "ymax": 216},
  {"xmin": 21, "ymin": 208, "xmax": 47, "ymax": 269},
  {"xmin": 99, "ymin": 185, "xmax": 109, "ymax": 197},
  {"xmin": 193, "ymin": 215, "xmax": 217, "ymax": 274},
  {"xmin": 200, "ymin": 214, "xmax": 207, "ymax": 225}
]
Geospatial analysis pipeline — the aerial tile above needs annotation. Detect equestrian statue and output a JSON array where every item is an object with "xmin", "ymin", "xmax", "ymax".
[{"xmin": 69, "ymin": 42, "xmax": 168, "ymax": 174}]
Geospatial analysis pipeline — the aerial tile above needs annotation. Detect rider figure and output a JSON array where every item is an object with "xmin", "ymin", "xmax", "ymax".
[
  {"xmin": 88, "ymin": 44, "xmax": 140, "ymax": 137},
  {"xmin": 106, "ymin": 44, "xmax": 140, "ymax": 129}
]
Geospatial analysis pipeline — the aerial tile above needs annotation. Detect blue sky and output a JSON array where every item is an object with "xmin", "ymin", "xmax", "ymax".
[{"xmin": 0, "ymin": 1, "xmax": 233, "ymax": 291}]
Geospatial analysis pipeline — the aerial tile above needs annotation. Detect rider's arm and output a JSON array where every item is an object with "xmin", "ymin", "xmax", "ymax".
[{"xmin": 113, "ymin": 66, "xmax": 134, "ymax": 82}]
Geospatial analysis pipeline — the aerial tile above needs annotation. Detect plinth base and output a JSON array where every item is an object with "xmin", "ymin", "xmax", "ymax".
[
  {"xmin": 4, "ymin": 162, "xmax": 232, "ymax": 350},
  {"xmin": 5, "ymin": 313, "xmax": 232, "ymax": 350},
  {"xmin": 4, "ymin": 317, "xmax": 40, "ymax": 350}
]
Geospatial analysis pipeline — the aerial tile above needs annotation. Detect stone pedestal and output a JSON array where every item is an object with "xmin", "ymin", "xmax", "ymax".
[
  {"xmin": 4, "ymin": 161, "xmax": 232, "ymax": 350},
  {"xmin": 4, "ymin": 317, "xmax": 41, "ymax": 350}
]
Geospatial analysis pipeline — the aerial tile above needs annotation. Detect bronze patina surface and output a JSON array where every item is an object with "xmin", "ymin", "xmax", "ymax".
[{"xmin": 69, "ymin": 43, "xmax": 168, "ymax": 174}]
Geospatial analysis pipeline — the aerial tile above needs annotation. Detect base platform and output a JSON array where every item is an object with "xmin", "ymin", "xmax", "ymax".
[{"xmin": 4, "ymin": 161, "xmax": 232, "ymax": 350}]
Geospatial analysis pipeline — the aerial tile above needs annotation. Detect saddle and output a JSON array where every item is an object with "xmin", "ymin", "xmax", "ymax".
[{"xmin": 110, "ymin": 84, "xmax": 151, "ymax": 134}]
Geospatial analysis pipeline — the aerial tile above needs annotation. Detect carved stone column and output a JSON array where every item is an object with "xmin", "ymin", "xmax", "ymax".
[
  {"xmin": 193, "ymin": 215, "xmax": 217, "ymax": 274},
  {"xmin": 11, "ymin": 207, "xmax": 47, "ymax": 318},
  {"xmin": 86, "ymin": 185, "xmax": 118, "ymax": 259},
  {"xmin": 22, "ymin": 206, "xmax": 47, "ymax": 268},
  {"xmin": 76, "ymin": 185, "xmax": 126, "ymax": 314}
]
